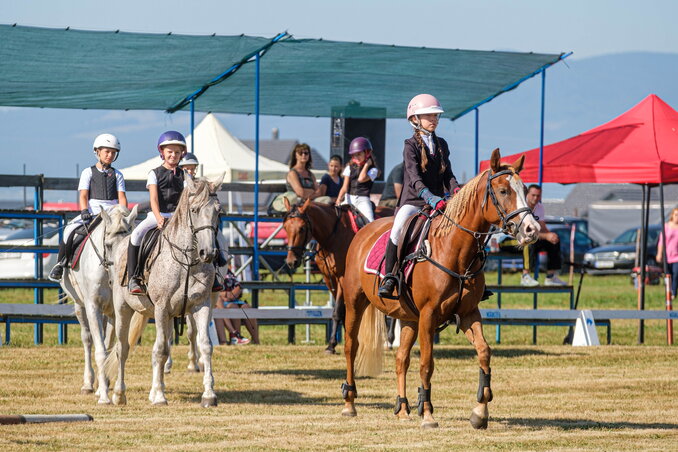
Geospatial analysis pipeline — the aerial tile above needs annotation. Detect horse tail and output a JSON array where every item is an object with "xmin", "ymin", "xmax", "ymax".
[
  {"xmin": 355, "ymin": 304, "xmax": 386, "ymax": 377},
  {"xmin": 128, "ymin": 312, "xmax": 148, "ymax": 349},
  {"xmin": 103, "ymin": 347, "xmax": 119, "ymax": 383}
]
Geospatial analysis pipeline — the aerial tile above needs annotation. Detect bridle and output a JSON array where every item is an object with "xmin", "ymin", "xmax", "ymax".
[
  {"xmin": 284, "ymin": 208, "xmax": 312, "ymax": 261},
  {"xmin": 481, "ymin": 169, "xmax": 534, "ymax": 236}
]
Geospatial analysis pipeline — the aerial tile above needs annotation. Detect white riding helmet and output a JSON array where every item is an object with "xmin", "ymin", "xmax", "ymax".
[
  {"xmin": 93, "ymin": 133, "xmax": 121, "ymax": 151},
  {"xmin": 179, "ymin": 152, "xmax": 199, "ymax": 166},
  {"xmin": 92, "ymin": 133, "xmax": 121, "ymax": 163}
]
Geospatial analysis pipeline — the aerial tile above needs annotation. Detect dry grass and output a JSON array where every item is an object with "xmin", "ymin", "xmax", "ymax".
[{"xmin": 1, "ymin": 343, "xmax": 677, "ymax": 451}]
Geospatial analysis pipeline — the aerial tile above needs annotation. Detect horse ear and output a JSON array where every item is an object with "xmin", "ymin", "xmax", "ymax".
[
  {"xmin": 100, "ymin": 209, "xmax": 111, "ymax": 224},
  {"xmin": 185, "ymin": 174, "xmax": 196, "ymax": 191},
  {"xmin": 300, "ymin": 198, "xmax": 311, "ymax": 212},
  {"xmin": 490, "ymin": 148, "xmax": 501, "ymax": 172},
  {"xmin": 209, "ymin": 172, "xmax": 225, "ymax": 193},
  {"xmin": 283, "ymin": 196, "xmax": 292, "ymax": 212},
  {"xmin": 127, "ymin": 204, "xmax": 139, "ymax": 225},
  {"xmin": 512, "ymin": 155, "xmax": 526, "ymax": 174}
]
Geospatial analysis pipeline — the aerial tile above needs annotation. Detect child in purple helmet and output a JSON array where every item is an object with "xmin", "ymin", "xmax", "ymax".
[
  {"xmin": 378, "ymin": 94, "xmax": 460, "ymax": 298},
  {"xmin": 335, "ymin": 137, "xmax": 380, "ymax": 222},
  {"xmin": 127, "ymin": 131, "xmax": 188, "ymax": 295}
]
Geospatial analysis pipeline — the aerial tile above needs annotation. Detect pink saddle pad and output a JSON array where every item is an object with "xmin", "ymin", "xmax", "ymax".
[{"xmin": 363, "ymin": 230, "xmax": 415, "ymax": 281}]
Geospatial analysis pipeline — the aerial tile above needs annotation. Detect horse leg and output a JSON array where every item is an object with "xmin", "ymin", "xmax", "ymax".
[
  {"xmin": 112, "ymin": 304, "xmax": 134, "ymax": 406},
  {"xmin": 74, "ymin": 303, "xmax": 95, "ymax": 395},
  {"xmin": 394, "ymin": 320, "xmax": 418, "ymax": 421},
  {"xmin": 460, "ymin": 308, "xmax": 492, "ymax": 430},
  {"xmin": 104, "ymin": 315, "xmax": 116, "ymax": 354},
  {"xmin": 193, "ymin": 304, "xmax": 217, "ymax": 407},
  {"xmin": 416, "ymin": 310, "xmax": 438, "ymax": 428},
  {"xmin": 326, "ymin": 288, "xmax": 344, "ymax": 354},
  {"xmin": 164, "ymin": 333, "xmax": 173, "ymax": 374},
  {"xmin": 149, "ymin": 311, "xmax": 171, "ymax": 405},
  {"xmin": 341, "ymin": 293, "xmax": 369, "ymax": 417},
  {"xmin": 84, "ymin": 299, "xmax": 112, "ymax": 404},
  {"xmin": 186, "ymin": 314, "xmax": 202, "ymax": 372}
]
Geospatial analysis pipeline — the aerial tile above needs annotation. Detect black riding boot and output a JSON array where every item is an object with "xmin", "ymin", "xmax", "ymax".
[
  {"xmin": 378, "ymin": 241, "xmax": 398, "ymax": 299},
  {"xmin": 127, "ymin": 244, "xmax": 144, "ymax": 295},
  {"xmin": 48, "ymin": 241, "xmax": 68, "ymax": 282}
]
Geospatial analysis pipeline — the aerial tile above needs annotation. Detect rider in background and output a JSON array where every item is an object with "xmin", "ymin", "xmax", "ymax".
[
  {"xmin": 127, "ymin": 131, "xmax": 187, "ymax": 295},
  {"xmin": 179, "ymin": 152, "xmax": 200, "ymax": 178},
  {"xmin": 378, "ymin": 94, "xmax": 460, "ymax": 298},
  {"xmin": 335, "ymin": 137, "xmax": 380, "ymax": 222},
  {"xmin": 48, "ymin": 134, "xmax": 127, "ymax": 282}
]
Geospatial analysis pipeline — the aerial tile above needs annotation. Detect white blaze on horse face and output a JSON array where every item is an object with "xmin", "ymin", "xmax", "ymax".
[{"xmin": 508, "ymin": 175, "xmax": 540, "ymax": 245}]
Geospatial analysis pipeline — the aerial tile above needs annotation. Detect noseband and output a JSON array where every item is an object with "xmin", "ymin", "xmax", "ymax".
[{"xmin": 284, "ymin": 209, "xmax": 312, "ymax": 259}]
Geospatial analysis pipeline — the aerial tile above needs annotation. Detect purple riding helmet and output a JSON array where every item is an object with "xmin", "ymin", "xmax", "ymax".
[
  {"xmin": 157, "ymin": 131, "xmax": 187, "ymax": 159},
  {"xmin": 348, "ymin": 137, "xmax": 372, "ymax": 155}
]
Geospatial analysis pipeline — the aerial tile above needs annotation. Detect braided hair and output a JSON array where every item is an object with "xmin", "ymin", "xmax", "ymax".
[{"xmin": 414, "ymin": 131, "xmax": 446, "ymax": 175}]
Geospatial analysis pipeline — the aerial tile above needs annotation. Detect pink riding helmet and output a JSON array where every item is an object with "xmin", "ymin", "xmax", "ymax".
[{"xmin": 406, "ymin": 94, "xmax": 444, "ymax": 120}]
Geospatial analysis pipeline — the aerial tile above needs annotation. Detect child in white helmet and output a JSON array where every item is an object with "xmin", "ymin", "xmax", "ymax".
[
  {"xmin": 179, "ymin": 152, "xmax": 200, "ymax": 178},
  {"xmin": 378, "ymin": 94, "xmax": 460, "ymax": 298},
  {"xmin": 48, "ymin": 134, "xmax": 127, "ymax": 282}
]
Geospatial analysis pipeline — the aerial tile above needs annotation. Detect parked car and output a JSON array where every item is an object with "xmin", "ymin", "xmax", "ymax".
[
  {"xmin": 544, "ymin": 215, "xmax": 589, "ymax": 236},
  {"xmin": 0, "ymin": 225, "xmax": 60, "ymax": 279},
  {"xmin": 583, "ymin": 224, "xmax": 661, "ymax": 275}
]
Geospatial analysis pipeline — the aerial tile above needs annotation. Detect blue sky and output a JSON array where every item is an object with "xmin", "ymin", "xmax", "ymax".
[{"xmin": 2, "ymin": 0, "xmax": 677, "ymax": 201}]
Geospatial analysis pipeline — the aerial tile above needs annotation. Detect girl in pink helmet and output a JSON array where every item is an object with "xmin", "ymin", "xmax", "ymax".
[
  {"xmin": 335, "ymin": 137, "xmax": 380, "ymax": 222},
  {"xmin": 378, "ymin": 94, "xmax": 460, "ymax": 298}
]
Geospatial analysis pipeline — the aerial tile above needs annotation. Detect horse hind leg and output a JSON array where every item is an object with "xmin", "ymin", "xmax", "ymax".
[
  {"xmin": 149, "ymin": 313, "xmax": 171, "ymax": 405},
  {"xmin": 461, "ymin": 309, "xmax": 492, "ymax": 430},
  {"xmin": 75, "ymin": 303, "xmax": 95, "ymax": 395},
  {"xmin": 193, "ymin": 304, "xmax": 217, "ymax": 407},
  {"xmin": 186, "ymin": 314, "xmax": 202, "ymax": 372}
]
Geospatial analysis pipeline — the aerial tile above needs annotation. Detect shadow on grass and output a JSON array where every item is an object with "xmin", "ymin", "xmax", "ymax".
[
  {"xmin": 179, "ymin": 389, "xmax": 390, "ymax": 409},
  {"xmin": 426, "ymin": 347, "xmax": 561, "ymax": 360},
  {"xmin": 255, "ymin": 368, "xmax": 345, "ymax": 380},
  {"xmin": 494, "ymin": 417, "xmax": 678, "ymax": 430}
]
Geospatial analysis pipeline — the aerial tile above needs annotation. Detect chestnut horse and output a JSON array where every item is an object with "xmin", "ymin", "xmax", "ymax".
[
  {"xmin": 340, "ymin": 149, "xmax": 539, "ymax": 429},
  {"xmin": 282, "ymin": 198, "xmax": 393, "ymax": 353}
]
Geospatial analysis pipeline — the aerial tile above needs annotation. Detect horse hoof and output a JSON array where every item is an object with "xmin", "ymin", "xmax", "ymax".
[
  {"xmin": 97, "ymin": 398, "xmax": 112, "ymax": 405},
  {"xmin": 152, "ymin": 400, "xmax": 168, "ymax": 406},
  {"xmin": 201, "ymin": 396, "xmax": 218, "ymax": 408},
  {"xmin": 397, "ymin": 415, "xmax": 413, "ymax": 422},
  {"xmin": 341, "ymin": 407, "xmax": 357, "ymax": 417},
  {"xmin": 421, "ymin": 419, "xmax": 439, "ymax": 429},
  {"xmin": 469, "ymin": 412, "xmax": 488, "ymax": 429},
  {"xmin": 112, "ymin": 394, "xmax": 127, "ymax": 406},
  {"xmin": 187, "ymin": 366, "xmax": 200, "ymax": 373},
  {"xmin": 164, "ymin": 369, "xmax": 172, "ymax": 375},
  {"xmin": 81, "ymin": 388, "xmax": 95, "ymax": 395}
]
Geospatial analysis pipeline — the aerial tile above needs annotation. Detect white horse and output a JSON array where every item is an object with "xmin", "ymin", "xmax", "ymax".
[
  {"xmin": 105, "ymin": 176, "xmax": 222, "ymax": 406},
  {"xmin": 60, "ymin": 204, "xmax": 138, "ymax": 404}
]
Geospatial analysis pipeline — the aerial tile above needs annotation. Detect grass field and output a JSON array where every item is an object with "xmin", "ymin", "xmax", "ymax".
[{"xmin": 0, "ymin": 273, "xmax": 676, "ymax": 450}]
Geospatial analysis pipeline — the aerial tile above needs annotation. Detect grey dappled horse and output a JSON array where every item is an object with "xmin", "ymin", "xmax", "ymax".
[
  {"xmin": 60, "ymin": 205, "xmax": 138, "ymax": 404},
  {"xmin": 105, "ymin": 176, "xmax": 223, "ymax": 406}
]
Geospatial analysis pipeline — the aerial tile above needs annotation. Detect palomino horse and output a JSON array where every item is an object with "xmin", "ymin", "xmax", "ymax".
[
  {"xmin": 60, "ymin": 204, "xmax": 138, "ymax": 404},
  {"xmin": 340, "ymin": 149, "xmax": 539, "ymax": 429},
  {"xmin": 104, "ymin": 176, "xmax": 223, "ymax": 407},
  {"xmin": 282, "ymin": 199, "xmax": 394, "ymax": 353}
]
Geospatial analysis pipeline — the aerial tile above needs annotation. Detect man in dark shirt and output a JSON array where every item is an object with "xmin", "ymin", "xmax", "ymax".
[{"xmin": 378, "ymin": 162, "xmax": 403, "ymax": 208}]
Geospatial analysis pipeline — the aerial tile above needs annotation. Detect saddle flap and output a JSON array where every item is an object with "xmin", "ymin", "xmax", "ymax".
[
  {"xmin": 396, "ymin": 206, "xmax": 432, "ymax": 262},
  {"xmin": 68, "ymin": 215, "xmax": 103, "ymax": 268}
]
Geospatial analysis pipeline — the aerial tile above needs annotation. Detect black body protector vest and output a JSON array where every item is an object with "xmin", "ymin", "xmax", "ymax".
[
  {"xmin": 153, "ymin": 166, "xmax": 185, "ymax": 213},
  {"xmin": 348, "ymin": 164, "xmax": 374, "ymax": 197},
  {"xmin": 88, "ymin": 165, "xmax": 118, "ymax": 201}
]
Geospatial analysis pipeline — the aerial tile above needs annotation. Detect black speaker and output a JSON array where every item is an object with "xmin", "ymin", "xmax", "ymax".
[{"xmin": 330, "ymin": 102, "xmax": 386, "ymax": 181}]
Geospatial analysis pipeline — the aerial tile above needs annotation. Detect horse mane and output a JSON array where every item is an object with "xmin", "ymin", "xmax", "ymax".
[
  {"xmin": 433, "ymin": 169, "xmax": 490, "ymax": 237},
  {"xmin": 167, "ymin": 178, "xmax": 213, "ymax": 233}
]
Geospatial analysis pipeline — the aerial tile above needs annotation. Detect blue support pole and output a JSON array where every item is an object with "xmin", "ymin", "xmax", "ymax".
[
  {"xmin": 190, "ymin": 99, "xmax": 195, "ymax": 155},
  {"xmin": 253, "ymin": 52, "xmax": 261, "ymax": 280},
  {"xmin": 538, "ymin": 69, "xmax": 546, "ymax": 186},
  {"xmin": 474, "ymin": 108, "xmax": 479, "ymax": 175}
]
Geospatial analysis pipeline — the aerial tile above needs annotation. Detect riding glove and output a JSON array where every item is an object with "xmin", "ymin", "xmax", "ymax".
[
  {"xmin": 419, "ymin": 188, "xmax": 443, "ymax": 209},
  {"xmin": 81, "ymin": 209, "xmax": 92, "ymax": 223}
]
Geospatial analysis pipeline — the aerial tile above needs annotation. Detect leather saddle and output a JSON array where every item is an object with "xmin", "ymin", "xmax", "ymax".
[
  {"xmin": 67, "ymin": 215, "xmax": 103, "ymax": 269},
  {"xmin": 119, "ymin": 228, "xmax": 162, "ymax": 286}
]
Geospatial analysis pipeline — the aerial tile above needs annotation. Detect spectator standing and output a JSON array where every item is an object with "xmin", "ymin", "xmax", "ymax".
[{"xmin": 656, "ymin": 207, "xmax": 678, "ymax": 297}]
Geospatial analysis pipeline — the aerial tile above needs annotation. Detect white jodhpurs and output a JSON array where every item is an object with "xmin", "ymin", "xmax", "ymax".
[
  {"xmin": 389, "ymin": 204, "xmax": 420, "ymax": 245},
  {"xmin": 130, "ymin": 212, "xmax": 172, "ymax": 246},
  {"xmin": 343, "ymin": 194, "xmax": 374, "ymax": 222}
]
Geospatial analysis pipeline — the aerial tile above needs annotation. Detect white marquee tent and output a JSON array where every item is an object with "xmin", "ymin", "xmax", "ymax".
[{"xmin": 119, "ymin": 113, "xmax": 291, "ymax": 182}]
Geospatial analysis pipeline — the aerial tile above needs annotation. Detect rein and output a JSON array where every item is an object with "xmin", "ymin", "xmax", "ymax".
[{"xmin": 164, "ymin": 194, "xmax": 219, "ymax": 337}]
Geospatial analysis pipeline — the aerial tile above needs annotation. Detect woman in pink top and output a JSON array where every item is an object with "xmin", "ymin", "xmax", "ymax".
[{"xmin": 656, "ymin": 207, "xmax": 678, "ymax": 297}]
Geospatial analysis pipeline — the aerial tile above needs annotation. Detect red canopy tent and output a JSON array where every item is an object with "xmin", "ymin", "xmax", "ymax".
[
  {"xmin": 479, "ymin": 94, "xmax": 678, "ymax": 183},
  {"xmin": 480, "ymin": 94, "xmax": 678, "ymax": 344}
]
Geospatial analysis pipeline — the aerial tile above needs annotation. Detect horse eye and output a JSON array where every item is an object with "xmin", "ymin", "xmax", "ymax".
[{"xmin": 499, "ymin": 189, "xmax": 508, "ymax": 195}]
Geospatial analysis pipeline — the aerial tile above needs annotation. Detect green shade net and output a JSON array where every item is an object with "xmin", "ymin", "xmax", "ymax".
[{"xmin": 0, "ymin": 24, "xmax": 565, "ymax": 119}]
